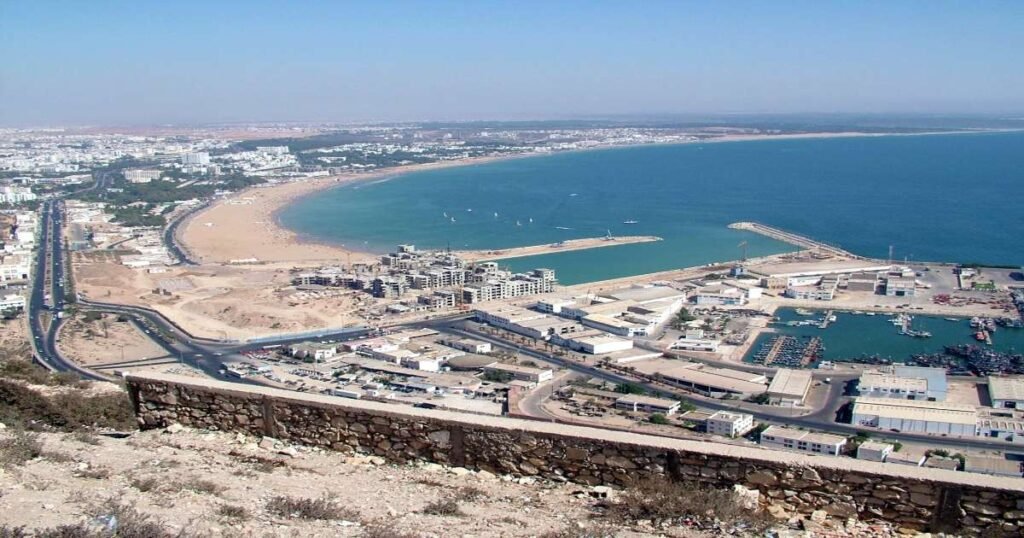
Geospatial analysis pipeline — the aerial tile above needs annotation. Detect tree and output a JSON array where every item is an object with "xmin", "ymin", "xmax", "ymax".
[
  {"xmin": 614, "ymin": 382, "xmax": 646, "ymax": 395},
  {"xmin": 649, "ymin": 413, "xmax": 670, "ymax": 425}
]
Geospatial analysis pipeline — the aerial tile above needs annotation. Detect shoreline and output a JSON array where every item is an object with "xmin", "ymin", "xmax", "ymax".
[{"xmin": 179, "ymin": 128, "xmax": 1015, "ymax": 269}]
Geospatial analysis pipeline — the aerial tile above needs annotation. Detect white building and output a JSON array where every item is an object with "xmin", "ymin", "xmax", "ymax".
[
  {"xmin": 856, "ymin": 441, "xmax": 894, "ymax": 462},
  {"xmin": 766, "ymin": 368, "xmax": 813, "ymax": 407},
  {"xmin": 851, "ymin": 397, "xmax": 978, "ymax": 436},
  {"xmin": 759, "ymin": 426, "xmax": 847, "ymax": 456},
  {"xmin": 988, "ymin": 376, "xmax": 1024, "ymax": 409},
  {"xmin": 558, "ymin": 332, "xmax": 634, "ymax": 354},
  {"xmin": 0, "ymin": 293, "xmax": 26, "ymax": 311},
  {"xmin": 123, "ymin": 169, "xmax": 162, "ymax": 183},
  {"xmin": 963, "ymin": 456, "xmax": 1022, "ymax": 478},
  {"xmin": 288, "ymin": 342, "xmax": 337, "ymax": 362},
  {"xmin": 705, "ymin": 411, "xmax": 754, "ymax": 437},
  {"xmin": 482, "ymin": 363, "xmax": 553, "ymax": 384},
  {"xmin": 181, "ymin": 152, "xmax": 210, "ymax": 165},
  {"xmin": 670, "ymin": 338, "xmax": 719, "ymax": 353},
  {"xmin": 614, "ymin": 395, "xmax": 681, "ymax": 415},
  {"xmin": 859, "ymin": 366, "xmax": 948, "ymax": 401},
  {"xmin": 0, "ymin": 186, "xmax": 37, "ymax": 204}
]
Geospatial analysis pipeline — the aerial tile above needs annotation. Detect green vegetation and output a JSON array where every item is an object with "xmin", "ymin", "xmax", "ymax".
[
  {"xmin": 482, "ymin": 370, "xmax": 514, "ymax": 383},
  {"xmin": 614, "ymin": 382, "xmax": 646, "ymax": 395},
  {"xmin": 669, "ymin": 307, "xmax": 697, "ymax": 330},
  {"xmin": 648, "ymin": 413, "xmax": 670, "ymax": 425},
  {"xmin": 745, "ymin": 392, "xmax": 771, "ymax": 405}
]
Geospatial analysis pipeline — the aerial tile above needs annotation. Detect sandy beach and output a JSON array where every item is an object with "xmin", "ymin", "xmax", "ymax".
[{"xmin": 178, "ymin": 129, "xmax": 999, "ymax": 267}]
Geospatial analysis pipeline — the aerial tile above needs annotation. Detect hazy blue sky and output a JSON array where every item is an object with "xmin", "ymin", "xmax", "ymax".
[{"xmin": 1, "ymin": 1, "xmax": 1022, "ymax": 125}]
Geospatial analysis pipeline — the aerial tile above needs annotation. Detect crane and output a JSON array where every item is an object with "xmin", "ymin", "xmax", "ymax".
[{"xmin": 737, "ymin": 240, "xmax": 748, "ymax": 262}]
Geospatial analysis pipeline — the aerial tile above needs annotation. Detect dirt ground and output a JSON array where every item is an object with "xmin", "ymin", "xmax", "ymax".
[
  {"xmin": 0, "ymin": 316, "xmax": 29, "ymax": 353},
  {"xmin": 57, "ymin": 312, "xmax": 168, "ymax": 367},
  {"xmin": 72, "ymin": 254, "xmax": 369, "ymax": 340},
  {"xmin": 0, "ymin": 427, "xmax": 710, "ymax": 538}
]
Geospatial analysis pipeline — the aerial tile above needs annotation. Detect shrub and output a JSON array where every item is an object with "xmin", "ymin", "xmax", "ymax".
[
  {"xmin": 129, "ymin": 475, "xmax": 159, "ymax": 492},
  {"xmin": 0, "ymin": 380, "xmax": 135, "ymax": 431},
  {"xmin": 606, "ymin": 477, "xmax": 768, "ymax": 530},
  {"xmin": 0, "ymin": 430, "xmax": 43, "ymax": 469},
  {"xmin": 540, "ymin": 523, "xmax": 620, "ymax": 538},
  {"xmin": 455, "ymin": 486, "xmax": 486, "ymax": 503},
  {"xmin": 648, "ymin": 413, "xmax": 670, "ymax": 425},
  {"xmin": 76, "ymin": 466, "xmax": 112, "ymax": 480},
  {"xmin": 72, "ymin": 431, "xmax": 102, "ymax": 446},
  {"xmin": 360, "ymin": 521, "xmax": 418, "ymax": 538},
  {"xmin": 265, "ymin": 495, "xmax": 356, "ymax": 521},
  {"xmin": 216, "ymin": 504, "xmax": 250, "ymax": 520},
  {"xmin": 0, "ymin": 526, "xmax": 28, "ymax": 538},
  {"xmin": 179, "ymin": 477, "xmax": 225, "ymax": 496},
  {"xmin": 421, "ymin": 499, "xmax": 462, "ymax": 517}
]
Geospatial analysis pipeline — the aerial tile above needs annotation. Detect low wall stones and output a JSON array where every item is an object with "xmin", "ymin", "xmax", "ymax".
[{"xmin": 126, "ymin": 373, "xmax": 1024, "ymax": 535}]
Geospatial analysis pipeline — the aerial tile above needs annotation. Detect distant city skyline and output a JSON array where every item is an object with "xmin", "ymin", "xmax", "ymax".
[{"xmin": 2, "ymin": 1, "xmax": 1023, "ymax": 126}]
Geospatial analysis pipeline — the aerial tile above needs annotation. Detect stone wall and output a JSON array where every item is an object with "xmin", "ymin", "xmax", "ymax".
[{"xmin": 127, "ymin": 373, "xmax": 1024, "ymax": 535}]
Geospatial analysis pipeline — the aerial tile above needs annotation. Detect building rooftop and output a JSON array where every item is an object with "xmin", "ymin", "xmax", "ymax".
[
  {"xmin": 745, "ymin": 260, "xmax": 892, "ymax": 279},
  {"xmin": 614, "ymin": 394, "xmax": 680, "ymax": 409},
  {"xmin": 964, "ymin": 457, "xmax": 1022, "ymax": 476},
  {"xmin": 852, "ymin": 397, "xmax": 977, "ymax": 425},
  {"xmin": 708, "ymin": 410, "xmax": 752, "ymax": 423},
  {"xmin": 602, "ymin": 285, "xmax": 685, "ymax": 304},
  {"xmin": 767, "ymin": 369, "xmax": 813, "ymax": 398},
  {"xmin": 859, "ymin": 372, "xmax": 929, "ymax": 392},
  {"xmin": 858, "ymin": 441, "xmax": 894, "ymax": 453},
  {"xmin": 483, "ymin": 362, "xmax": 552, "ymax": 375},
  {"xmin": 761, "ymin": 425, "xmax": 847, "ymax": 446},
  {"xmin": 924, "ymin": 457, "xmax": 960, "ymax": 471},
  {"xmin": 988, "ymin": 376, "xmax": 1024, "ymax": 402},
  {"xmin": 633, "ymin": 361, "xmax": 767, "ymax": 394},
  {"xmin": 885, "ymin": 450, "xmax": 926, "ymax": 465}
]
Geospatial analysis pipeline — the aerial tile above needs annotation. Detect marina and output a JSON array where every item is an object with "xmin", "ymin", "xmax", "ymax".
[{"xmin": 745, "ymin": 307, "xmax": 1024, "ymax": 369}]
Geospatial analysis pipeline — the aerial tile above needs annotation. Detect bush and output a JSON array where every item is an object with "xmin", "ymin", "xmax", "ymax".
[
  {"xmin": 361, "ymin": 521, "xmax": 418, "ymax": 538},
  {"xmin": 606, "ymin": 477, "xmax": 768, "ymax": 530},
  {"xmin": 31, "ymin": 501, "xmax": 174, "ymax": 538},
  {"xmin": 0, "ymin": 430, "xmax": 43, "ymax": 469},
  {"xmin": 179, "ymin": 477, "xmax": 225, "ymax": 496},
  {"xmin": 265, "ymin": 495, "xmax": 356, "ymax": 521},
  {"xmin": 0, "ymin": 526, "xmax": 29, "ymax": 538},
  {"xmin": 216, "ymin": 504, "xmax": 250, "ymax": 520},
  {"xmin": 129, "ymin": 475, "xmax": 159, "ymax": 492},
  {"xmin": 421, "ymin": 499, "xmax": 462, "ymax": 517},
  {"xmin": 540, "ymin": 523, "xmax": 620, "ymax": 538},
  {"xmin": 649, "ymin": 413, "xmax": 670, "ymax": 425},
  {"xmin": 0, "ymin": 380, "xmax": 135, "ymax": 432}
]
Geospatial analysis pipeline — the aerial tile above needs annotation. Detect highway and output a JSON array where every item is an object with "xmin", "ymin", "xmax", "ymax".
[{"xmin": 161, "ymin": 202, "xmax": 204, "ymax": 266}]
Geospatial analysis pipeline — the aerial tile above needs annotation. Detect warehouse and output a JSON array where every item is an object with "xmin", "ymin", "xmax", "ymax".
[
  {"xmin": 851, "ymin": 397, "xmax": 978, "ymax": 436},
  {"xmin": 988, "ymin": 376, "xmax": 1024, "ymax": 409},
  {"xmin": 633, "ymin": 360, "xmax": 767, "ymax": 398},
  {"xmin": 856, "ymin": 441, "xmax": 894, "ymax": 462},
  {"xmin": 858, "ymin": 366, "xmax": 948, "ymax": 401},
  {"xmin": 963, "ymin": 456, "xmax": 1022, "ymax": 478},
  {"xmin": 766, "ymin": 368, "xmax": 813, "ymax": 407}
]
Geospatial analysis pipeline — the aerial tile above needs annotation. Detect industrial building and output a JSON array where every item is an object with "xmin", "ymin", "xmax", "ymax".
[
  {"xmin": 705, "ymin": 411, "xmax": 754, "ymax": 437},
  {"xmin": 963, "ymin": 457, "xmax": 1022, "ymax": 478},
  {"xmin": 481, "ymin": 363, "xmax": 553, "ymax": 384},
  {"xmin": 851, "ymin": 397, "xmax": 978, "ymax": 436},
  {"xmin": 885, "ymin": 450, "xmax": 926, "ymax": 466},
  {"xmin": 856, "ymin": 441, "xmax": 894, "ymax": 462},
  {"xmin": 556, "ymin": 331, "xmax": 634, "ymax": 354},
  {"xmin": 766, "ymin": 368, "xmax": 813, "ymax": 407},
  {"xmin": 745, "ymin": 260, "xmax": 892, "ymax": 290},
  {"xmin": 613, "ymin": 395, "xmax": 681, "ymax": 415},
  {"xmin": 858, "ymin": 366, "xmax": 948, "ymax": 401},
  {"xmin": 759, "ymin": 426, "xmax": 847, "ymax": 456},
  {"xmin": 785, "ymin": 276, "xmax": 839, "ymax": 301},
  {"xmin": 988, "ymin": 376, "xmax": 1024, "ymax": 409},
  {"xmin": 633, "ymin": 360, "xmax": 767, "ymax": 398},
  {"xmin": 977, "ymin": 416, "xmax": 1024, "ymax": 444}
]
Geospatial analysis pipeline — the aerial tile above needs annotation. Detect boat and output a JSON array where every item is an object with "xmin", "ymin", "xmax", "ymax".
[
  {"xmin": 443, "ymin": 212, "xmax": 448, "ymax": 218},
  {"xmin": 945, "ymin": 317, "xmax": 959, "ymax": 322},
  {"xmin": 494, "ymin": 212, "xmax": 498, "ymax": 218},
  {"xmin": 466, "ymin": 208, "xmax": 473, "ymax": 212},
  {"xmin": 795, "ymin": 308, "xmax": 814, "ymax": 316},
  {"xmin": 516, "ymin": 220, "xmax": 522, "ymax": 226},
  {"xmin": 528, "ymin": 217, "xmax": 533, "ymax": 223},
  {"xmin": 569, "ymin": 193, "xmax": 578, "ymax": 197},
  {"xmin": 865, "ymin": 312, "xmax": 877, "ymax": 316},
  {"xmin": 555, "ymin": 226, "xmax": 572, "ymax": 230},
  {"xmin": 623, "ymin": 220, "xmax": 638, "ymax": 225},
  {"xmin": 450, "ymin": 217, "xmax": 456, "ymax": 223}
]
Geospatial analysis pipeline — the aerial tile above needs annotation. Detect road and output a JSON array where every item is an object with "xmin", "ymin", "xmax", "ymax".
[{"xmin": 162, "ymin": 202, "xmax": 205, "ymax": 265}]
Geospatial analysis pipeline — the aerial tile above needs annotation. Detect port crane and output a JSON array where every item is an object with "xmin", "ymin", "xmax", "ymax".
[{"xmin": 737, "ymin": 240, "xmax": 748, "ymax": 262}]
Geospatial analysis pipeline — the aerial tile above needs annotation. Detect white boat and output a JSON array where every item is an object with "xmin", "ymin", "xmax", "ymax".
[
  {"xmin": 569, "ymin": 193, "xmax": 578, "ymax": 197},
  {"xmin": 450, "ymin": 217, "xmax": 456, "ymax": 223},
  {"xmin": 494, "ymin": 212, "xmax": 498, "ymax": 218},
  {"xmin": 516, "ymin": 220, "xmax": 522, "ymax": 226},
  {"xmin": 466, "ymin": 208, "xmax": 473, "ymax": 212},
  {"xmin": 555, "ymin": 226, "xmax": 572, "ymax": 230},
  {"xmin": 528, "ymin": 217, "xmax": 533, "ymax": 223},
  {"xmin": 623, "ymin": 220, "xmax": 638, "ymax": 224},
  {"xmin": 443, "ymin": 212, "xmax": 448, "ymax": 218}
]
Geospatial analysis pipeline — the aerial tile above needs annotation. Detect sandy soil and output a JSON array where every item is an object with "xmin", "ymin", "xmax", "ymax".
[
  {"xmin": 0, "ymin": 316, "xmax": 29, "ymax": 353},
  {"xmin": 57, "ymin": 312, "xmax": 168, "ymax": 367},
  {"xmin": 72, "ymin": 254, "xmax": 375, "ymax": 340},
  {"xmin": 0, "ymin": 427, "xmax": 708, "ymax": 538}
]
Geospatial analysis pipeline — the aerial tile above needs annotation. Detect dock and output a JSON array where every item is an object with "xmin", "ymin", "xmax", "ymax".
[
  {"xmin": 458, "ymin": 235, "xmax": 662, "ymax": 262},
  {"xmin": 728, "ymin": 221, "xmax": 859, "ymax": 259}
]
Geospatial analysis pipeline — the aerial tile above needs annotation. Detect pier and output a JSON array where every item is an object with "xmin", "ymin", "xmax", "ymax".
[
  {"xmin": 458, "ymin": 235, "xmax": 662, "ymax": 262},
  {"xmin": 729, "ymin": 221, "xmax": 860, "ymax": 259}
]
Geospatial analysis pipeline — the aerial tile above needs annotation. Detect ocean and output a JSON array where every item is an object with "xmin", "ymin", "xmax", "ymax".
[{"xmin": 278, "ymin": 132, "xmax": 1024, "ymax": 285}]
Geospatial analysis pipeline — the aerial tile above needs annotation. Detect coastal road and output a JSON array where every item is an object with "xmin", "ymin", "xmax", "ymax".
[{"xmin": 162, "ymin": 201, "xmax": 205, "ymax": 266}]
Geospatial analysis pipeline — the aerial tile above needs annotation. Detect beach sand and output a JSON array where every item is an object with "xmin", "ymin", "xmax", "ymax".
[{"xmin": 179, "ymin": 156, "xmax": 519, "ymax": 265}]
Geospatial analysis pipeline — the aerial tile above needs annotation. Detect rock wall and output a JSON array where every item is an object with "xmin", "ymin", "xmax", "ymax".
[{"xmin": 127, "ymin": 373, "xmax": 1024, "ymax": 535}]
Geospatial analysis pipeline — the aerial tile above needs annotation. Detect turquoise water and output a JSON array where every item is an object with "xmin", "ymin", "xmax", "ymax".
[
  {"xmin": 279, "ymin": 132, "xmax": 1024, "ymax": 285},
  {"xmin": 745, "ymin": 308, "xmax": 1024, "ymax": 364}
]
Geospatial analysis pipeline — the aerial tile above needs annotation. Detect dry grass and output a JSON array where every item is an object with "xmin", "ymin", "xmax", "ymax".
[
  {"xmin": 0, "ymin": 379, "xmax": 135, "ymax": 432},
  {"xmin": 421, "ymin": 498, "xmax": 463, "ymax": 517},
  {"xmin": 216, "ymin": 504, "xmax": 250, "ymax": 520},
  {"xmin": 540, "ymin": 523, "xmax": 620, "ymax": 538},
  {"xmin": 129, "ymin": 475, "xmax": 160, "ymax": 493},
  {"xmin": 0, "ymin": 430, "xmax": 42, "ymax": 469},
  {"xmin": 605, "ymin": 477, "xmax": 768, "ymax": 530},
  {"xmin": 75, "ymin": 466, "xmax": 112, "ymax": 480},
  {"xmin": 265, "ymin": 495, "xmax": 357, "ymax": 521},
  {"xmin": 360, "ymin": 521, "xmax": 419, "ymax": 538}
]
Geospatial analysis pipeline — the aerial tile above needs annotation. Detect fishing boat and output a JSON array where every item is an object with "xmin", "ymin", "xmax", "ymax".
[
  {"xmin": 623, "ymin": 220, "xmax": 638, "ymax": 224},
  {"xmin": 945, "ymin": 317, "xmax": 960, "ymax": 322},
  {"xmin": 795, "ymin": 308, "xmax": 814, "ymax": 316}
]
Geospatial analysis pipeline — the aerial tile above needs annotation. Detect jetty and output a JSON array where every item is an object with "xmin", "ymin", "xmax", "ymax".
[
  {"xmin": 458, "ymin": 235, "xmax": 662, "ymax": 262},
  {"xmin": 729, "ymin": 221, "xmax": 859, "ymax": 259}
]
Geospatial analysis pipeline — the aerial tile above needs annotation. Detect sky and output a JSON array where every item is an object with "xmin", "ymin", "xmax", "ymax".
[{"xmin": 1, "ymin": 1, "xmax": 1023, "ymax": 126}]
